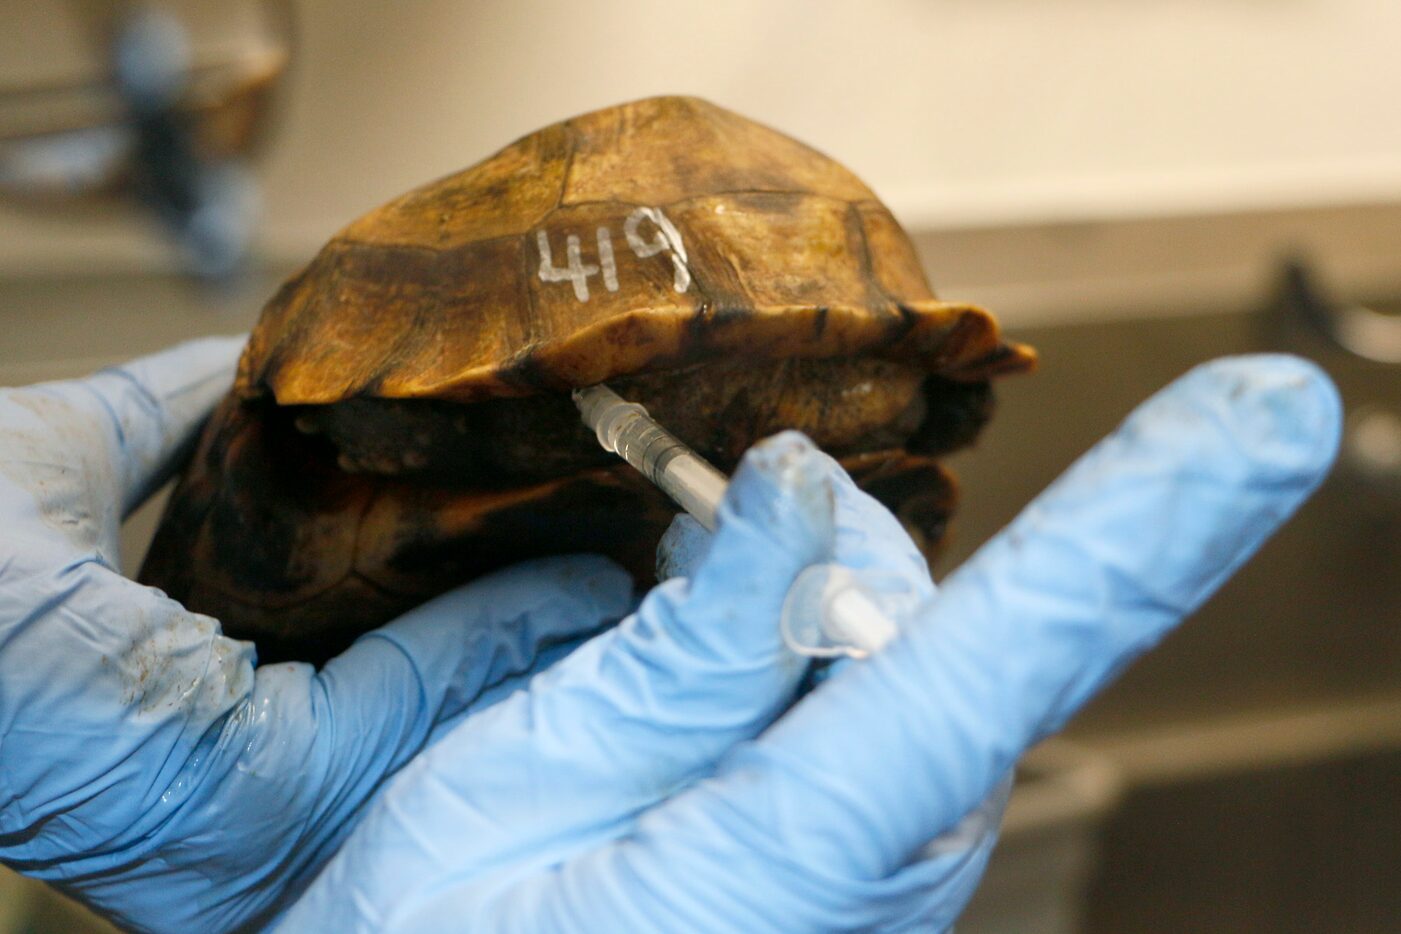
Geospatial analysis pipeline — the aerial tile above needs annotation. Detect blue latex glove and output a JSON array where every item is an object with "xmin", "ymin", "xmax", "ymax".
[
  {"xmin": 280, "ymin": 354, "xmax": 1341, "ymax": 932},
  {"xmin": 0, "ymin": 339, "xmax": 634, "ymax": 933}
]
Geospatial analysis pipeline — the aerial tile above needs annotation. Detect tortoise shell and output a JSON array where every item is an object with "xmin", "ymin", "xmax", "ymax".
[{"xmin": 141, "ymin": 96, "xmax": 1034, "ymax": 663}]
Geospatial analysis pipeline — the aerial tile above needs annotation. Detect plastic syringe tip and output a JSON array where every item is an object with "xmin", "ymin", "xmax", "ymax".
[{"xmin": 574, "ymin": 384, "xmax": 728, "ymax": 530}]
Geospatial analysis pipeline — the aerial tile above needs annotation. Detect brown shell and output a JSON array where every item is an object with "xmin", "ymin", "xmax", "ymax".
[
  {"xmin": 142, "ymin": 96, "xmax": 1034, "ymax": 664},
  {"xmin": 140, "ymin": 395, "xmax": 960, "ymax": 663},
  {"xmin": 238, "ymin": 95, "xmax": 1032, "ymax": 406}
]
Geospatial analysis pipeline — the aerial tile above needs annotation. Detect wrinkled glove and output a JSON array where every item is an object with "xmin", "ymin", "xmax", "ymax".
[
  {"xmin": 0, "ymin": 339, "xmax": 635, "ymax": 933},
  {"xmin": 281, "ymin": 354, "xmax": 1341, "ymax": 932}
]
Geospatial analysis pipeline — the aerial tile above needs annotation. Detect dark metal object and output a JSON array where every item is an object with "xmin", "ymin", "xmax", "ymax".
[
  {"xmin": 1265, "ymin": 258, "xmax": 1401, "ymax": 499},
  {"xmin": 1271, "ymin": 257, "xmax": 1401, "ymax": 364}
]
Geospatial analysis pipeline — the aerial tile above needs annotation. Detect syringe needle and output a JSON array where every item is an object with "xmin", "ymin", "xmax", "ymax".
[{"xmin": 573, "ymin": 383, "xmax": 729, "ymax": 531}]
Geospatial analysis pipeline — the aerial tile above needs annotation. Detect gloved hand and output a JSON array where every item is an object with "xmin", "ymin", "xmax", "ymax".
[
  {"xmin": 0, "ymin": 339, "xmax": 635, "ymax": 933},
  {"xmin": 280, "ymin": 354, "xmax": 1341, "ymax": 932}
]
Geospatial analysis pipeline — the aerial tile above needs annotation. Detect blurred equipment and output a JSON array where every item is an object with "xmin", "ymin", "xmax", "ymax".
[
  {"xmin": 1267, "ymin": 257, "xmax": 1401, "ymax": 502},
  {"xmin": 0, "ymin": 1, "xmax": 293, "ymax": 280},
  {"xmin": 1271, "ymin": 257, "xmax": 1401, "ymax": 364}
]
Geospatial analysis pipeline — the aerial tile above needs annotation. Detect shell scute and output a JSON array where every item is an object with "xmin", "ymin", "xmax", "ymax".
[
  {"xmin": 338, "ymin": 121, "xmax": 573, "ymax": 250},
  {"xmin": 238, "ymin": 95, "xmax": 1032, "ymax": 407},
  {"xmin": 559, "ymin": 96, "xmax": 874, "ymax": 207}
]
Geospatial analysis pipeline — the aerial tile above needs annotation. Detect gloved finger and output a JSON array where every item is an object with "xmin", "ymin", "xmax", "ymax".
[
  {"xmin": 61, "ymin": 336, "xmax": 243, "ymax": 514},
  {"xmin": 660, "ymin": 468, "xmax": 933, "ymax": 692},
  {"xmin": 657, "ymin": 464, "xmax": 932, "ymax": 600},
  {"xmin": 42, "ymin": 555, "xmax": 631, "ymax": 931},
  {"xmin": 422, "ymin": 626, "xmax": 605, "ymax": 747},
  {"xmin": 828, "ymin": 464, "xmax": 937, "ymax": 602},
  {"xmin": 276, "ymin": 432, "xmax": 838, "ymax": 928},
  {"xmin": 369, "ymin": 777, "xmax": 1013, "ymax": 934},
  {"xmin": 311, "ymin": 554, "xmax": 634, "ymax": 772},
  {"xmin": 468, "ymin": 354, "xmax": 1341, "ymax": 930},
  {"xmin": 655, "ymin": 513, "xmax": 712, "ymax": 579},
  {"xmin": 260, "ymin": 554, "xmax": 632, "ymax": 857},
  {"xmin": 93, "ymin": 335, "xmax": 244, "ymax": 513},
  {"xmin": 876, "ymin": 773, "xmax": 1012, "ymax": 932}
]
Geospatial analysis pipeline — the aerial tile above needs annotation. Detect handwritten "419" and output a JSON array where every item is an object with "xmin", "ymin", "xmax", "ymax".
[{"xmin": 536, "ymin": 206, "xmax": 691, "ymax": 302}]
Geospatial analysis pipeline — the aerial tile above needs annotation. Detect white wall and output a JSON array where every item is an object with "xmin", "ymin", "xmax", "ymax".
[
  {"xmin": 4, "ymin": 0, "xmax": 1401, "ymax": 289},
  {"xmin": 261, "ymin": 0, "xmax": 1401, "ymax": 236}
]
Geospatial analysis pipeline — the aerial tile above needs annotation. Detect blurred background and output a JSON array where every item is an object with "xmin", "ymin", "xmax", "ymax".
[{"xmin": 2, "ymin": 1, "xmax": 1398, "ymax": 931}]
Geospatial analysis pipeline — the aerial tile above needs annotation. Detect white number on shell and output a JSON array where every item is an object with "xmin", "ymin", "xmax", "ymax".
[
  {"xmin": 624, "ymin": 207, "xmax": 691, "ymax": 294},
  {"xmin": 536, "ymin": 230, "xmax": 599, "ymax": 302},
  {"xmin": 535, "ymin": 207, "xmax": 690, "ymax": 302}
]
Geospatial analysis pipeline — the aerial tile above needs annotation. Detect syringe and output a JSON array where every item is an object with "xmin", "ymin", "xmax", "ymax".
[
  {"xmin": 573, "ymin": 383, "xmax": 728, "ymax": 532},
  {"xmin": 573, "ymin": 383, "xmax": 915, "ymax": 658}
]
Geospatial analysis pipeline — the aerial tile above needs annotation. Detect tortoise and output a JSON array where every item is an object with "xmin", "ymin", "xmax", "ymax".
[{"xmin": 140, "ymin": 96, "xmax": 1035, "ymax": 664}]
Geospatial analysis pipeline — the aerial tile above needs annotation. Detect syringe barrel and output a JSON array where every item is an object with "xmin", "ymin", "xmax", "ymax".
[{"xmin": 573, "ymin": 384, "xmax": 729, "ymax": 530}]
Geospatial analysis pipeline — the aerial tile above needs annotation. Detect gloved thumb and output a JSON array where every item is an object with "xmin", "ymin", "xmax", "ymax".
[
  {"xmin": 145, "ymin": 555, "xmax": 634, "ymax": 930},
  {"xmin": 419, "ymin": 429, "xmax": 834, "ymax": 827},
  {"xmin": 311, "ymin": 554, "xmax": 635, "ymax": 767}
]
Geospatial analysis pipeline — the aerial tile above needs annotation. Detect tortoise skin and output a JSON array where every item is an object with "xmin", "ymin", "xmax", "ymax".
[{"xmin": 140, "ymin": 96, "xmax": 1034, "ymax": 664}]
